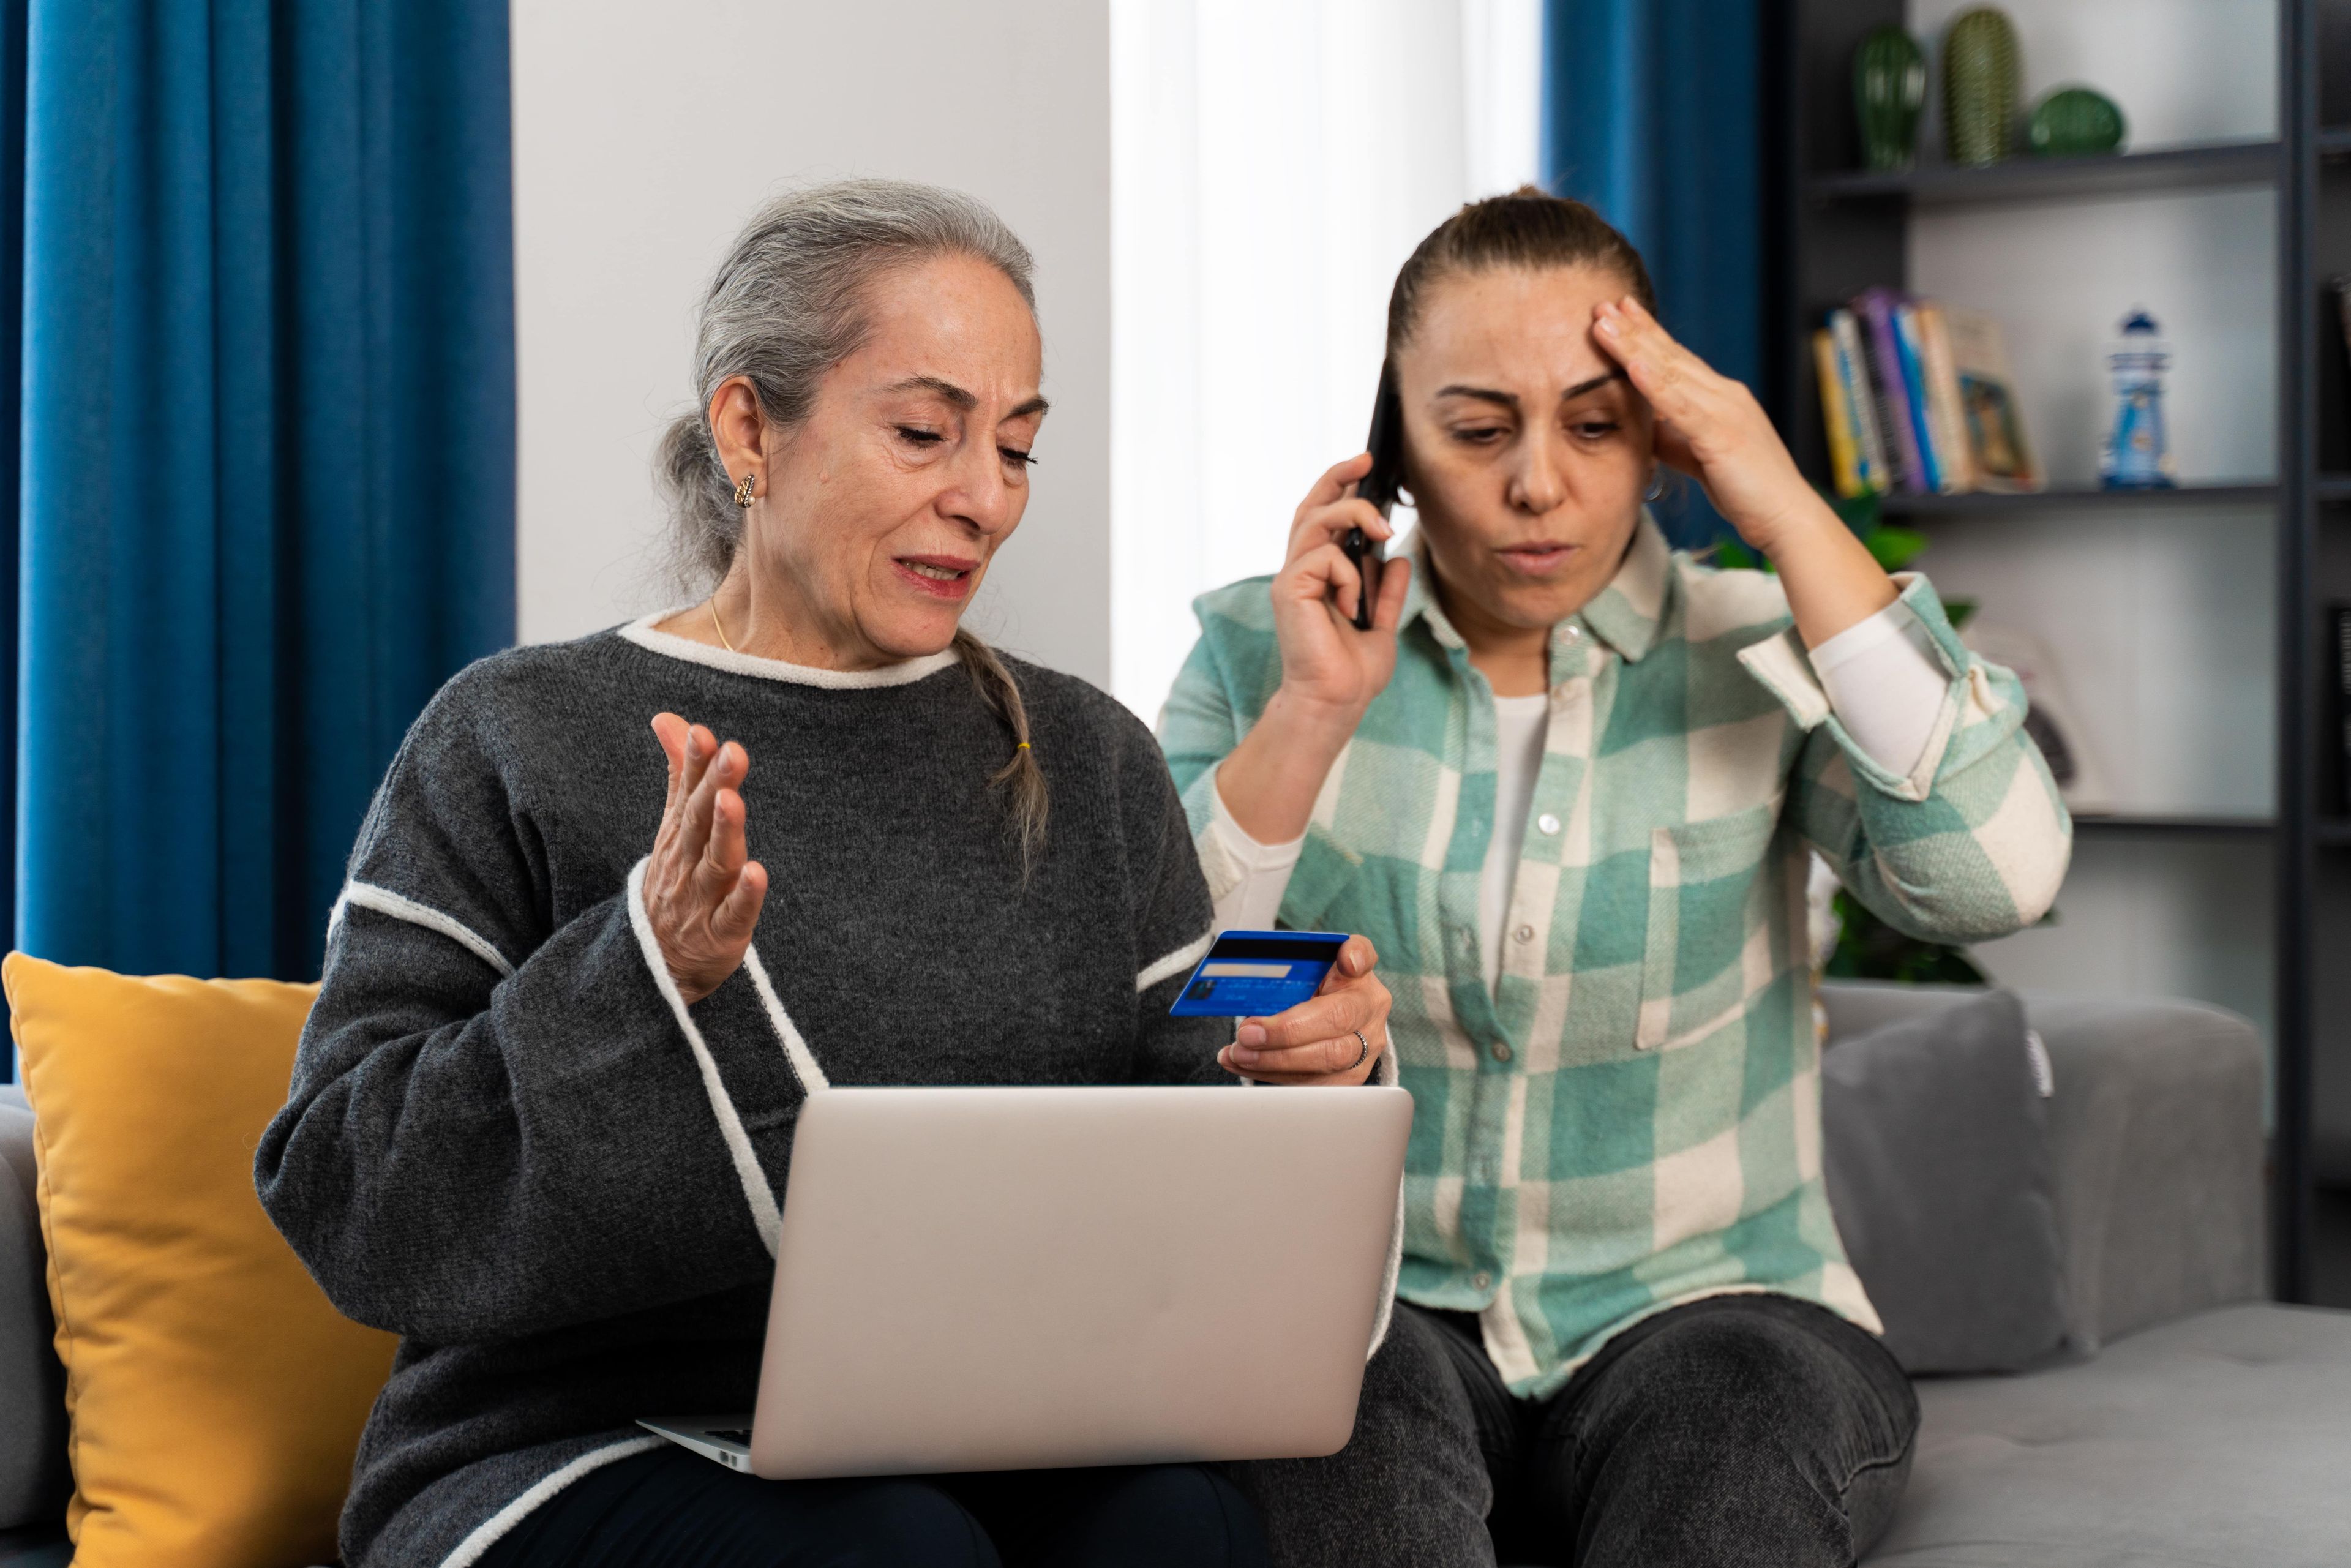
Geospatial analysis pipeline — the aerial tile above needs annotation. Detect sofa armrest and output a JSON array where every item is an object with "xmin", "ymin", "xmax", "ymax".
[
  {"xmin": 0, "ymin": 1087, "xmax": 69, "ymax": 1531},
  {"xmin": 1821, "ymin": 983, "xmax": 2267, "ymax": 1351}
]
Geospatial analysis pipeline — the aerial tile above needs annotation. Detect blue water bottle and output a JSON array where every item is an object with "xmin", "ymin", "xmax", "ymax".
[{"xmin": 2100, "ymin": 308, "xmax": 2176, "ymax": 490}]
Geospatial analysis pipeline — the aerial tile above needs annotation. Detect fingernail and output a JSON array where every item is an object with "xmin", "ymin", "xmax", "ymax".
[
  {"xmin": 1237, "ymin": 1022, "xmax": 1267, "ymax": 1046},
  {"xmin": 1595, "ymin": 316, "xmax": 1619, "ymax": 337},
  {"xmin": 1231, "ymin": 1045, "xmax": 1260, "ymax": 1066}
]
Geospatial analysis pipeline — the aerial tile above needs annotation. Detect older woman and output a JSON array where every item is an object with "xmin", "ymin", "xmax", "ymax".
[
  {"xmin": 257, "ymin": 181, "xmax": 1392, "ymax": 1568},
  {"xmin": 1164, "ymin": 189, "xmax": 2071, "ymax": 1566}
]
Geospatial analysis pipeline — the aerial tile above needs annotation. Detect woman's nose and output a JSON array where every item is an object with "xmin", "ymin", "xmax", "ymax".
[
  {"xmin": 948, "ymin": 445, "xmax": 1017, "ymax": 534},
  {"xmin": 1507, "ymin": 435, "xmax": 1568, "ymax": 516}
]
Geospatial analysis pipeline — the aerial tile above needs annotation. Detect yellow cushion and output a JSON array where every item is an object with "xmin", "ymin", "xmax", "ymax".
[{"xmin": 4, "ymin": 953, "xmax": 397, "ymax": 1567}]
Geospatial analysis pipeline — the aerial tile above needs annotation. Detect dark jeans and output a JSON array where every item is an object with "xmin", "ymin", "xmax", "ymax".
[
  {"xmin": 473, "ymin": 1444, "xmax": 1270, "ymax": 1568},
  {"xmin": 1235, "ymin": 1294, "xmax": 1920, "ymax": 1568}
]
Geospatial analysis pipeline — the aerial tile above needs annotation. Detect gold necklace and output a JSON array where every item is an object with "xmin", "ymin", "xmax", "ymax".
[{"xmin": 710, "ymin": 597, "xmax": 738, "ymax": 653}]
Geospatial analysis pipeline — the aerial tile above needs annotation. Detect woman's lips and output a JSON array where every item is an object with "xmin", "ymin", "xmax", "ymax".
[
  {"xmin": 891, "ymin": 555, "xmax": 979, "ymax": 601},
  {"xmin": 1498, "ymin": 543, "xmax": 1577, "ymax": 576}
]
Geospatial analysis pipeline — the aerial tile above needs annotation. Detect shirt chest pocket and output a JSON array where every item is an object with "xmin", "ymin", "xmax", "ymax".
[{"xmin": 1636, "ymin": 800, "xmax": 1784, "ymax": 1052}]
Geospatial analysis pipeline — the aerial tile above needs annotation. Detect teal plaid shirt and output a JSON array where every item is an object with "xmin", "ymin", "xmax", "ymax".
[{"xmin": 1158, "ymin": 518, "xmax": 2071, "ymax": 1395}]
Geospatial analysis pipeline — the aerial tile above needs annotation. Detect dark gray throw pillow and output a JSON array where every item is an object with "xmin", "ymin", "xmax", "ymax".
[{"xmin": 1820, "ymin": 988, "xmax": 2066, "ymax": 1375}]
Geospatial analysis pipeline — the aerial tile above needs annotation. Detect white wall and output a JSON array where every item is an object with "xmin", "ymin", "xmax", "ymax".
[
  {"xmin": 511, "ymin": 0, "xmax": 1114, "ymax": 685},
  {"xmin": 1902, "ymin": 0, "xmax": 2281, "ymax": 1038}
]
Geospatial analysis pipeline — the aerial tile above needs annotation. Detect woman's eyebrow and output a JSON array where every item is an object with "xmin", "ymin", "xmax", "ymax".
[
  {"xmin": 1433, "ymin": 384, "xmax": 1518, "ymax": 408},
  {"xmin": 1432, "ymin": 370, "xmax": 1626, "ymax": 410},
  {"xmin": 883, "ymin": 374, "xmax": 1049, "ymax": 418},
  {"xmin": 1559, "ymin": 369, "xmax": 1627, "ymax": 402}
]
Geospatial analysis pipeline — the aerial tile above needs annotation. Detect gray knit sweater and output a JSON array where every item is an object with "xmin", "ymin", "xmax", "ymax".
[{"xmin": 255, "ymin": 616, "xmax": 1229, "ymax": 1568}]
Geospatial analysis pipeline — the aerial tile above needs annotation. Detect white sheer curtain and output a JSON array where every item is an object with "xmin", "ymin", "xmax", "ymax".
[{"xmin": 1109, "ymin": 0, "xmax": 1543, "ymax": 720}]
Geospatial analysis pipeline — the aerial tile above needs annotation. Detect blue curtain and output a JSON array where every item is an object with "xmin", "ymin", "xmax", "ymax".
[
  {"xmin": 10, "ymin": 0, "xmax": 515, "ymax": 985},
  {"xmin": 1541, "ymin": 0, "xmax": 1761, "ymax": 549}
]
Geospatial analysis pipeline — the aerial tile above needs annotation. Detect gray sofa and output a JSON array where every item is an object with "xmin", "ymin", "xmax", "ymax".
[{"xmin": 0, "ymin": 986, "xmax": 2344, "ymax": 1566}]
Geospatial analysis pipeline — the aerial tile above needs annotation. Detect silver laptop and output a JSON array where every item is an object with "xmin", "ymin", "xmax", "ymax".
[{"xmin": 640, "ymin": 1083, "xmax": 1412, "ymax": 1479}]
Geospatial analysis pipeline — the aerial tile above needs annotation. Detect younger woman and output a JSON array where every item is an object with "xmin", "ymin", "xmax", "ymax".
[{"xmin": 1163, "ymin": 189, "xmax": 2069, "ymax": 1566}]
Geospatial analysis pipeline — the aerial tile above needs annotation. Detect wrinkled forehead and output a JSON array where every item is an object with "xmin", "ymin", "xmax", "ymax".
[
  {"xmin": 847, "ymin": 253, "xmax": 1044, "ymax": 404},
  {"xmin": 1399, "ymin": 263, "xmax": 1635, "ymax": 399},
  {"xmin": 1401, "ymin": 265, "xmax": 1627, "ymax": 381}
]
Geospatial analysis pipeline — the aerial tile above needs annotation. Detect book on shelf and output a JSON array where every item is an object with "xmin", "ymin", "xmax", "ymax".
[
  {"xmin": 1829, "ymin": 309, "xmax": 1890, "ymax": 492},
  {"xmin": 1810, "ymin": 309, "xmax": 1891, "ymax": 496},
  {"xmin": 1813, "ymin": 329, "xmax": 1865, "ymax": 497},
  {"xmin": 1914, "ymin": 303, "xmax": 1978, "ymax": 493},
  {"xmin": 1853, "ymin": 288, "xmax": 1927, "ymax": 493},
  {"xmin": 1888, "ymin": 301, "xmax": 1949, "ymax": 494},
  {"xmin": 1944, "ymin": 305, "xmax": 2041, "ymax": 492},
  {"xmin": 1961, "ymin": 621, "xmax": 2110, "ymax": 814},
  {"xmin": 1818, "ymin": 292, "xmax": 2040, "ymax": 498}
]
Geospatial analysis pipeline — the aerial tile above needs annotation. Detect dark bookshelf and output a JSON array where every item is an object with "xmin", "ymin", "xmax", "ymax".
[
  {"xmin": 1766, "ymin": 0, "xmax": 2336, "ymax": 1305},
  {"xmin": 1878, "ymin": 484, "xmax": 2280, "ymax": 517},
  {"xmin": 1810, "ymin": 139, "xmax": 2281, "ymax": 207}
]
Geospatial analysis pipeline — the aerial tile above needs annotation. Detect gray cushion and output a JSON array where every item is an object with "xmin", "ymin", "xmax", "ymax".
[
  {"xmin": 2009, "ymin": 992, "xmax": 2265, "ymax": 1352},
  {"xmin": 0, "ymin": 1089, "xmax": 68, "ymax": 1531},
  {"xmin": 1821, "ymin": 988, "xmax": 2066, "ymax": 1373},
  {"xmin": 1867, "ymin": 1302, "xmax": 2351, "ymax": 1566},
  {"xmin": 1821, "ymin": 982, "xmax": 2266, "ymax": 1351}
]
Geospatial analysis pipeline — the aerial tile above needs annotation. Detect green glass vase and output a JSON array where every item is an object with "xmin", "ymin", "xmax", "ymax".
[
  {"xmin": 1943, "ymin": 7, "xmax": 2021, "ymax": 167},
  {"xmin": 2028, "ymin": 86, "xmax": 2126, "ymax": 157},
  {"xmin": 1854, "ymin": 27, "xmax": 1927, "ymax": 171}
]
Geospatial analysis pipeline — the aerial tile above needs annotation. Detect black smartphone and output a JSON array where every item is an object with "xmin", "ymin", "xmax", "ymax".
[{"xmin": 1341, "ymin": 362, "xmax": 1405, "ymax": 631}]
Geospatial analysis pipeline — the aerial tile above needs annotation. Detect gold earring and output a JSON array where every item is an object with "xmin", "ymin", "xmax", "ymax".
[{"xmin": 733, "ymin": 473, "xmax": 757, "ymax": 508}]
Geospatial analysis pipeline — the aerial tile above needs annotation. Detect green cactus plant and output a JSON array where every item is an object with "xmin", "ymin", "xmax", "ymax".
[
  {"xmin": 1943, "ymin": 7, "xmax": 2021, "ymax": 167},
  {"xmin": 1854, "ymin": 27, "xmax": 1927, "ymax": 171}
]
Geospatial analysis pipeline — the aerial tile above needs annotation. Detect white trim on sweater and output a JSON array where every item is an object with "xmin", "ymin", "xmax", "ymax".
[
  {"xmin": 1136, "ymin": 930, "xmax": 1213, "ymax": 994},
  {"xmin": 743, "ymin": 946, "xmax": 831, "ymax": 1095},
  {"xmin": 618, "ymin": 610, "xmax": 961, "ymax": 689},
  {"xmin": 624, "ymin": 858, "xmax": 785, "ymax": 1255},
  {"xmin": 331, "ymin": 882, "xmax": 517, "ymax": 978},
  {"xmin": 437, "ymin": 1435, "xmax": 664, "ymax": 1568}
]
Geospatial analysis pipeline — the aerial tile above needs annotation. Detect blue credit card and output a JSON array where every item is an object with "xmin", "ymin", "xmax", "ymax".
[{"xmin": 1168, "ymin": 929, "xmax": 1348, "ymax": 1018}]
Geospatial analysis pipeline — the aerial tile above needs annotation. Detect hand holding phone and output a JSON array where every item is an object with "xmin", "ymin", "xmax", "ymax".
[{"xmin": 1259, "ymin": 377, "xmax": 1412, "ymax": 727}]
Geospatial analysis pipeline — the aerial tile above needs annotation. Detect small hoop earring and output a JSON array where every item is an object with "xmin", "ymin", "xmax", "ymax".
[
  {"xmin": 1643, "ymin": 471, "xmax": 1665, "ymax": 503},
  {"xmin": 733, "ymin": 473, "xmax": 757, "ymax": 508}
]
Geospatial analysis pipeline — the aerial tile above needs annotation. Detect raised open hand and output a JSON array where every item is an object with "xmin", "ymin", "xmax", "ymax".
[{"xmin": 644, "ymin": 713, "xmax": 768, "ymax": 1005}]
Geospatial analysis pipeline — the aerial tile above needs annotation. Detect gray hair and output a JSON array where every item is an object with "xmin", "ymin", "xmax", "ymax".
[{"xmin": 658, "ymin": 178, "xmax": 1049, "ymax": 868}]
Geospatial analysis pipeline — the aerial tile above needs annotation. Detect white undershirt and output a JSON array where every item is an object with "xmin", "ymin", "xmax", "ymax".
[
  {"xmin": 1207, "ymin": 599, "xmax": 1948, "ymax": 986},
  {"xmin": 1479, "ymin": 694, "xmax": 1551, "ymax": 991}
]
